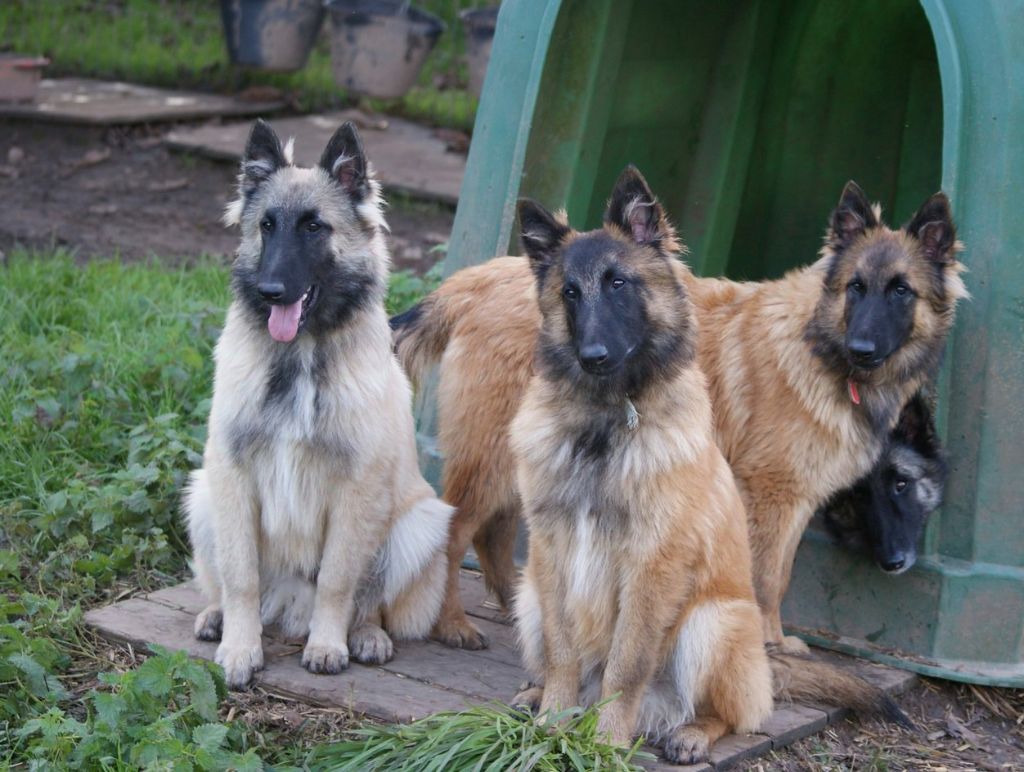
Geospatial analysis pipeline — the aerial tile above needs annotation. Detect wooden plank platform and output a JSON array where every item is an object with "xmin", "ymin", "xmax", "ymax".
[
  {"xmin": 0, "ymin": 78, "xmax": 285, "ymax": 125},
  {"xmin": 85, "ymin": 571, "xmax": 916, "ymax": 770},
  {"xmin": 165, "ymin": 112, "xmax": 465, "ymax": 205}
]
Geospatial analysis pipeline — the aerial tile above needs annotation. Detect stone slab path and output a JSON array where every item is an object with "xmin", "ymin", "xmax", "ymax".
[
  {"xmin": 165, "ymin": 112, "xmax": 465, "ymax": 204},
  {"xmin": 0, "ymin": 78, "xmax": 284, "ymax": 125},
  {"xmin": 85, "ymin": 571, "xmax": 916, "ymax": 770}
]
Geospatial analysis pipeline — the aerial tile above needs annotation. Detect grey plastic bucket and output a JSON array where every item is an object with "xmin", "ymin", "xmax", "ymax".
[
  {"xmin": 459, "ymin": 7, "xmax": 498, "ymax": 99},
  {"xmin": 220, "ymin": 0, "xmax": 325, "ymax": 72},
  {"xmin": 325, "ymin": 0, "xmax": 446, "ymax": 100}
]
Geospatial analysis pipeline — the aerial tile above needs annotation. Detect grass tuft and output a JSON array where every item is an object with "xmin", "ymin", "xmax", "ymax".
[{"xmin": 311, "ymin": 701, "xmax": 654, "ymax": 771}]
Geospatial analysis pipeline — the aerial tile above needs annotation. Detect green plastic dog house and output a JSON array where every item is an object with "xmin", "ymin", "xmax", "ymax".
[{"xmin": 421, "ymin": 0, "xmax": 1024, "ymax": 686}]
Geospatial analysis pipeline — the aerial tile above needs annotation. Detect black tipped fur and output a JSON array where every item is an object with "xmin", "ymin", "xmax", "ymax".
[
  {"xmin": 319, "ymin": 121, "xmax": 368, "ymax": 200},
  {"xmin": 768, "ymin": 646, "xmax": 914, "ymax": 730},
  {"xmin": 828, "ymin": 180, "xmax": 878, "ymax": 251},
  {"xmin": 604, "ymin": 165, "xmax": 662, "ymax": 248},
  {"xmin": 236, "ymin": 119, "xmax": 288, "ymax": 218},
  {"xmin": 389, "ymin": 294, "xmax": 457, "ymax": 390},
  {"xmin": 389, "ymin": 302, "xmax": 424, "ymax": 333},
  {"xmin": 244, "ymin": 119, "xmax": 287, "ymax": 177},
  {"xmin": 518, "ymin": 199, "xmax": 571, "ymax": 284}
]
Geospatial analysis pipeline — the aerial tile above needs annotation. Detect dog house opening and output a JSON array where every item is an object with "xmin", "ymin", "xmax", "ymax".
[{"xmin": 558, "ymin": 0, "xmax": 943, "ymax": 283}]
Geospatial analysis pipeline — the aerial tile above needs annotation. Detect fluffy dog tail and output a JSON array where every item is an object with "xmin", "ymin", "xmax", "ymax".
[
  {"xmin": 380, "ymin": 496, "xmax": 454, "ymax": 639},
  {"xmin": 768, "ymin": 646, "xmax": 913, "ymax": 728},
  {"xmin": 389, "ymin": 293, "xmax": 457, "ymax": 388}
]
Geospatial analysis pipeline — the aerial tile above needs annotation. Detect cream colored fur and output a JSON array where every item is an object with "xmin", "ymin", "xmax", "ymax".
[{"xmin": 185, "ymin": 126, "xmax": 452, "ymax": 689}]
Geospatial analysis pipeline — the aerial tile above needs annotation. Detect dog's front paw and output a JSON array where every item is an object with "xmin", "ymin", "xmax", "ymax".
[
  {"xmin": 779, "ymin": 634, "xmax": 811, "ymax": 655},
  {"xmin": 194, "ymin": 606, "xmax": 223, "ymax": 642},
  {"xmin": 215, "ymin": 641, "xmax": 263, "ymax": 690},
  {"xmin": 302, "ymin": 642, "xmax": 349, "ymax": 674},
  {"xmin": 431, "ymin": 615, "xmax": 489, "ymax": 650},
  {"xmin": 349, "ymin": 624, "xmax": 394, "ymax": 665},
  {"xmin": 664, "ymin": 725, "xmax": 711, "ymax": 765},
  {"xmin": 596, "ymin": 712, "xmax": 633, "ymax": 749},
  {"xmin": 512, "ymin": 684, "xmax": 544, "ymax": 713}
]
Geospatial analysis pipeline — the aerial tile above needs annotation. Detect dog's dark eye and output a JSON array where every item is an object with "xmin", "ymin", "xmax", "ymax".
[
  {"xmin": 893, "ymin": 283, "xmax": 910, "ymax": 297},
  {"xmin": 894, "ymin": 478, "xmax": 909, "ymax": 494},
  {"xmin": 260, "ymin": 218, "xmax": 274, "ymax": 232},
  {"xmin": 611, "ymin": 278, "xmax": 625, "ymax": 290},
  {"xmin": 848, "ymin": 280, "xmax": 865, "ymax": 294},
  {"xmin": 563, "ymin": 286, "xmax": 579, "ymax": 301},
  {"xmin": 306, "ymin": 221, "xmax": 321, "ymax": 233}
]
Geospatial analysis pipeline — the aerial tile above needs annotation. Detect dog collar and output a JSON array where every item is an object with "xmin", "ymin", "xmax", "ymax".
[{"xmin": 847, "ymin": 379, "xmax": 861, "ymax": 406}]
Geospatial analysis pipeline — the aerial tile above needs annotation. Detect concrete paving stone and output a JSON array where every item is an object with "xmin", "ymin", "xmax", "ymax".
[
  {"xmin": 165, "ymin": 111, "xmax": 465, "ymax": 204},
  {"xmin": 0, "ymin": 78, "xmax": 284, "ymax": 125},
  {"xmin": 707, "ymin": 732, "xmax": 773, "ymax": 770},
  {"xmin": 84, "ymin": 576, "xmax": 905, "ymax": 766},
  {"xmin": 760, "ymin": 704, "xmax": 829, "ymax": 747}
]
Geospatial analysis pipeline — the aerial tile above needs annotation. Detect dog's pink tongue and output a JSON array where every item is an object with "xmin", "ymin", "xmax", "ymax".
[{"xmin": 268, "ymin": 300, "xmax": 302, "ymax": 342}]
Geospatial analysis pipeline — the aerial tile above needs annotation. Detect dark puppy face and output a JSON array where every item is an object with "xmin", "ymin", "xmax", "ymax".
[
  {"xmin": 807, "ymin": 181, "xmax": 964, "ymax": 387},
  {"xmin": 228, "ymin": 119, "xmax": 385, "ymax": 343},
  {"xmin": 823, "ymin": 393, "xmax": 947, "ymax": 573},
  {"xmin": 518, "ymin": 166, "xmax": 694, "ymax": 401}
]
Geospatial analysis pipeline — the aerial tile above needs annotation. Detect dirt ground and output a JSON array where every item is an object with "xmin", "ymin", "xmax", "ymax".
[
  {"xmin": 0, "ymin": 120, "xmax": 453, "ymax": 273},
  {"xmin": 6, "ymin": 117, "xmax": 1022, "ymax": 772},
  {"xmin": 757, "ymin": 676, "xmax": 1024, "ymax": 771}
]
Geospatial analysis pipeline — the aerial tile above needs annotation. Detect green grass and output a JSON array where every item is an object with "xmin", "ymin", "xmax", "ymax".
[
  {"xmin": 0, "ymin": 0, "xmax": 482, "ymax": 129},
  {"xmin": 0, "ymin": 250, "xmax": 642, "ymax": 769},
  {"xmin": 0, "ymin": 250, "xmax": 442, "ymax": 768},
  {"xmin": 313, "ymin": 702, "xmax": 654, "ymax": 771}
]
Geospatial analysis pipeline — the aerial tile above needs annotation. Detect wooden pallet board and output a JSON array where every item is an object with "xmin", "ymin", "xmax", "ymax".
[
  {"xmin": 164, "ymin": 112, "xmax": 465, "ymax": 205},
  {"xmin": 0, "ymin": 78, "xmax": 284, "ymax": 125},
  {"xmin": 85, "ymin": 571, "xmax": 916, "ymax": 769}
]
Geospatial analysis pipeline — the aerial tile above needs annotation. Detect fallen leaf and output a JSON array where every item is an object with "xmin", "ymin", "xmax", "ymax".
[
  {"xmin": 946, "ymin": 712, "xmax": 984, "ymax": 748},
  {"xmin": 34, "ymin": 404, "xmax": 54, "ymax": 428},
  {"xmin": 62, "ymin": 146, "xmax": 112, "ymax": 177}
]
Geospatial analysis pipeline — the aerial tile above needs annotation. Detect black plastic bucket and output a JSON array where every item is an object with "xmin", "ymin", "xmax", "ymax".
[
  {"xmin": 325, "ymin": 0, "xmax": 446, "ymax": 99},
  {"xmin": 220, "ymin": 0, "xmax": 325, "ymax": 72}
]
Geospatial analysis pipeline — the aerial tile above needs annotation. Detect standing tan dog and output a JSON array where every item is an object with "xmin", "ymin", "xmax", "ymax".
[
  {"xmin": 185, "ymin": 120, "xmax": 453, "ymax": 689},
  {"xmin": 392, "ymin": 179, "xmax": 965, "ymax": 652},
  {"xmin": 688, "ymin": 182, "xmax": 966, "ymax": 647},
  {"xmin": 506, "ymin": 171, "xmax": 906, "ymax": 763}
]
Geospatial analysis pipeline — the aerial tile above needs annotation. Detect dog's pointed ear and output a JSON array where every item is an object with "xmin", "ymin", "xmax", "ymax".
[
  {"xmin": 828, "ymin": 181, "xmax": 878, "ymax": 249},
  {"xmin": 518, "ymin": 198, "xmax": 570, "ymax": 280},
  {"xmin": 896, "ymin": 392, "xmax": 940, "ymax": 457},
  {"xmin": 907, "ymin": 192, "xmax": 956, "ymax": 265},
  {"xmin": 241, "ymin": 119, "xmax": 287, "ymax": 189},
  {"xmin": 320, "ymin": 122, "xmax": 368, "ymax": 199},
  {"xmin": 605, "ymin": 165, "xmax": 672, "ymax": 248}
]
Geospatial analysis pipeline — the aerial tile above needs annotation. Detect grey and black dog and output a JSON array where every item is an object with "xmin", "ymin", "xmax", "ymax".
[{"xmin": 819, "ymin": 392, "xmax": 947, "ymax": 574}]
